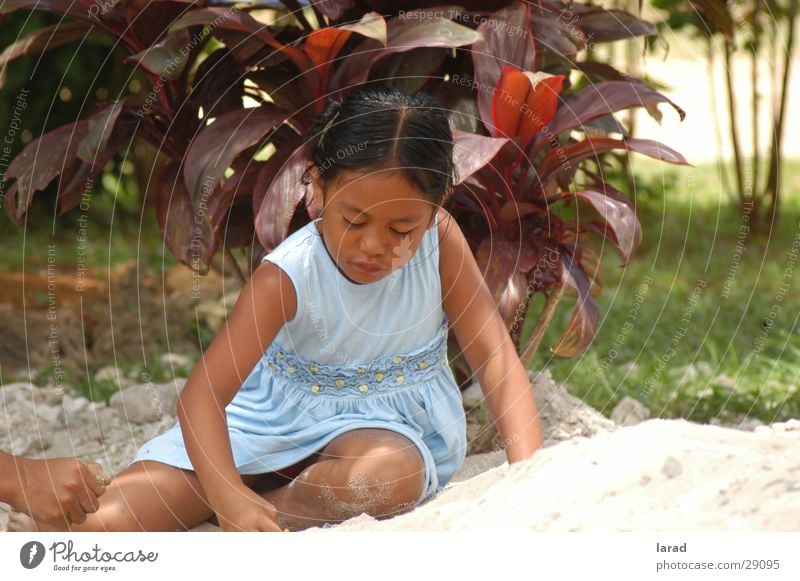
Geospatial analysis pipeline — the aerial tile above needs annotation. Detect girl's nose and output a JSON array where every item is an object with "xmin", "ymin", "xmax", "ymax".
[{"xmin": 359, "ymin": 227, "xmax": 387, "ymax": 256}]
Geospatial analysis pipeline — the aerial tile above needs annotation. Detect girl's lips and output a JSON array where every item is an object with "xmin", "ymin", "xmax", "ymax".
[{"xmin": 352, "ymin": 261, "xmax": 384, "ymax": 273}]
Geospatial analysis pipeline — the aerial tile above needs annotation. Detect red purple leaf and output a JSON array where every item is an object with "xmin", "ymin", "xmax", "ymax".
[
  {"xmin": 472, "ymin": 2, "xmax": 536, "ymax": 131},
  {"xmin": 167, "ymin": 7, "xmax": 314, "ymax": 83},
  {"xmin": 550, "ymin": 244, "xmax": 600, "ymax": 357},
  {"xmin": 538, "ymin": 137, "xmax": 691, "ymax": 185},
  {"xmin": 124, "ymin": 28, "xmax": 193, "ymax": 79},
  {"xmin": 452, "ymin": 128, "xmax": 508, "ymax": 185},
  {"xmin": 556, "ymin": 185, "xmax": 642, "ymax": 264},
  {"xmin": 570, "ymin": 8, "xmax": 657, "ymax": 43},
  {"xmin": 534, "ymin": 81, "xmax": 686, "ymax": 153},
  {"xmin": 254, "ymin": 144, "xmax": 309, "ymax": 251},
  {"xmin": 3, "ymin": 100, "xmax": 136, "ymax": 222},
  {"xmin": 314, "ymin": 0, "xmax": 355, "ymax": 22},
  {"xmin": 476, "ymin": 235, "xmax": 531, "ymax": 326},
  {"xmin": 157, "ymin": 161, "xmax": 216, "ymax": 274},
  {"xmin": 3, "ymin": 121, "xmax": 89, "ymax": 222},
  {"xmin": 329, "ymin": 13, "xmax": 480, "ymax": 91},
  {"xmin": 0, "ymin": 21, "xmax": 92, "ymax": 90},
  {"xmin": 76, "ymin": 98, "xmax": 130, "ymax": 164},
  {"xmin": 302, "ymin": 13, "xmax": 388, "ymax": 100},
  {"xmin": 183, "ymin": 105, "xmax": 287, "ymax": 206}
]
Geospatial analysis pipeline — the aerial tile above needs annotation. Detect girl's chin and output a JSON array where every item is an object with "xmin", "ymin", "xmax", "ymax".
[{"xmin": 348, "ymin": 263, "xmax": 389, "ymax": 282}]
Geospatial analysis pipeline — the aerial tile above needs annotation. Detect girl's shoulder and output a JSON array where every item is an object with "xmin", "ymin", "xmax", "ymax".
[{"xmin": 261, "ymin": 220, "xmax": 319, "ymax": 264}]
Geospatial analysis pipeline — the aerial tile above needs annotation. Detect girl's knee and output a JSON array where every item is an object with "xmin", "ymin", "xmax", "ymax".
[{"xmin": 300, "ymin": 447, "xmax": 426, "ymax": 519}]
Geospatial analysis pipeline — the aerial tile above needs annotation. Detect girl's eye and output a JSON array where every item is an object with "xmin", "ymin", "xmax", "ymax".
[
  {"xmin": 343, "ymin": 218, "xmax": 366, "ymax": 228},
  {"xmin": 343, "ymin": 218, "xmax": 413, "ymax": 236}
]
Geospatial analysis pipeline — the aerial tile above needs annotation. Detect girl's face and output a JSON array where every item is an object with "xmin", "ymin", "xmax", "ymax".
[{"xmin": 311, "ymin": 168, "xmax": 436, "ymax": 285}]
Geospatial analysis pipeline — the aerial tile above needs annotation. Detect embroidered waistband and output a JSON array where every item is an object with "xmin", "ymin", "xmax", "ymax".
[{"xmin": 263, "ymin": 317, "xmax": 450, "ymax": 397}]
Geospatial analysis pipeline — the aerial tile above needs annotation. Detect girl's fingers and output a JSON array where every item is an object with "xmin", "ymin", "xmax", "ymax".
[
  {"xmin": 85, "ymin": 462, "xmax": 111, "ymax": 497},
  {"xmin": 68, "ymin": 503, "xmax": 87, "ymax": 525},
  {"xmin": 78, "ymin": 489, "xmax": 100, "ymax": 514}
]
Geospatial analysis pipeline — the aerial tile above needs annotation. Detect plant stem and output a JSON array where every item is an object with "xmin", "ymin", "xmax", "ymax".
[
  {"xmin": 519, "ymin": 281, "xmax": 568, "ymax": 369},
  {"xmin": 225, "ymin": 247, "xmax": 247, "ymax": 285}
]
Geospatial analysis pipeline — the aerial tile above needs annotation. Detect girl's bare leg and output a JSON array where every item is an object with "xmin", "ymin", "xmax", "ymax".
[
  {"xmin": 261, "ymin": 428, "xmax": 427, "ymax": 531},
  {"xmin": 12, "ymin": 461, "xmax": 261, "ymax": 532}
]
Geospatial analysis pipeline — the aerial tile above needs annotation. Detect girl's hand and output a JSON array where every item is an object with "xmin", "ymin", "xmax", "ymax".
[
  {"xmin": 9, "ymin": 457, "xmax": 110, "ymax": 526},
  {"xmin": 212, "ymin": 485, "xmax": 283, "ymax": 532}
]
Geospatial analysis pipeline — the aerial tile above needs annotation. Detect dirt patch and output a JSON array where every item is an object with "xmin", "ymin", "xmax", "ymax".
[{"xmin": 0, "ymin": 262, "xmax": 225, "ymax": 381}]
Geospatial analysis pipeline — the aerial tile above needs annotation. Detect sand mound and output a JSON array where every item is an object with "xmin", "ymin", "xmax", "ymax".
[{"xmin": 311, "ymin": 418, "xmax": 800, "ymax": 532}]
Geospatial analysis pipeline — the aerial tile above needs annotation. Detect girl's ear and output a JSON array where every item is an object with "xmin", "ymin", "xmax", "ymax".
[{"xmin": 307, "ymin": 165, "xmax": 325, "ymax": 212}]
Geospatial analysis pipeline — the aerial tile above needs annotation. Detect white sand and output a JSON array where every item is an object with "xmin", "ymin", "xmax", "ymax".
[{"xmin": 307, "ymin": 418, "xmax": 800, "ymax": 532}]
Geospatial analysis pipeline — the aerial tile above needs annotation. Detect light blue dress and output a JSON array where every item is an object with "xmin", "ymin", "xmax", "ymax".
[{"xmin": 133, "ymin": 210, "xmax": 467, "ymax": 506}]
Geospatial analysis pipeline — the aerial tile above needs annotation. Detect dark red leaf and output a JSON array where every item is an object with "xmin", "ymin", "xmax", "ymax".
[
  {"xmin": 314, "ymin": 0, "xmax": 355, "ymax": 22},
  {"xmin": 254, "ymin": 144, "xmax": 309, "ymax": 251},
  {"xmin": 571, "ymin": 8, "xmax": 657, "ymax": 43},
  {"xmin": 0, "ymin": 0, "xmax": 100, "ymax": 22},
  {"xmin": 476, "ymin": 236, "xmax": 531, "ymax": 326},
  {"xmin": 556, "ymin": 185, "xmax": 642, "ymax": 264},
  {"xmin": 167, "ymin": 7, "xmax": 314, "ymax": 84},
  {"xmin": 0, "ymin": 21, "xmax": 93, "ymax": 90},
  {"xmin": 498, "ymin": 200, "xmax": 541, "ymax": 225},
  {"xmin": 538, "ymin": 137, "xmax": 691, "ymax": 185},
  {"xmin": 452, "ymin": 128, "xmax": 508, "ymax": 186},
  {"xmin": 245, "ymin": 63, "xmax": 313, "ymax": 122},
  {"xmin": 370, "ymin": 47, "xmax": 446, "ymax": 95},
  {"xmin": 190, "ymin": 48, "xmax": 245, "ymax": 120},
  {"xmin": 183, "ymin": 105, "xmax": 287, "ymax": 206},
  {"xmin": 124, "ymin": 28, "xmax": 193, "ymax": 79},
  {"xmin": 123, "ymin": 0, "xmax": 195, "ymax": 48},
  {"xmin": 534, "ymin": 81, "xmax": 686, "ymax": 153},
  {"xmin": 3, "ymin": 99, "xmax": 136, "ymax": 221},
  {"xmin": 63, "ymin": 104, "xmax": 138, "ymax": 213},
  {"xmin": 4, "ymin": 122, "xmax": 87, "ymax": 221},
  {"xmin": 550, "ymin": 244, "xmax": 600, "ymax": 357},
  {"xmin": 157, "ymin": 161, "xmax": 216, "ymax": 273},
  {"xmin": 76, "ymin": 98, "xmax": 130, "ymax": 164},
  {"xmin": 329, "ymin": 12, "xmax": 479, "ymax": 91},
  {"xmin": 530, "ymin": 13, "xmax": 579, "ymax": 62},
  {"xmin": 472, "ymin": 2, "xmax": 536, "ymax": 131},
  {"xmin": 573, "ymin": 60, "xmax": 649, "ymax": 84}
]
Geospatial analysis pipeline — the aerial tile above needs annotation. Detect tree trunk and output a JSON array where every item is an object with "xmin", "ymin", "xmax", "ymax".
[
  {"xmin": 761, "ymin": 0, "xmax": 798, "ymax": 231},
  {"xmin": 707, "ymin": 36, "xmax": 734, "ymax": 203},
  {"xmin": 750, "ymin": 1, "xmax": 761, "ymax": 202},
  {"xmin": 723, "ymin": 39, "xmax": 746, "ymax": 208}
]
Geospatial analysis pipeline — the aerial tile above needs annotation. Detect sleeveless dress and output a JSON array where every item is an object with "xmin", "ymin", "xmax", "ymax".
[{"xmin": 133, "ymin": 210, "xmax": 468, "ymax": 506}]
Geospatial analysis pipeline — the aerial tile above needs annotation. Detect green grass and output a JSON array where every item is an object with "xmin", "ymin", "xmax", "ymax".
[
  {"xmin": 526, "ymin": 157, "xmax": 800, "ymax": 424},
  {"xmin": 0, "ymin": 175, "xmax": 176, "ymax": 274}
]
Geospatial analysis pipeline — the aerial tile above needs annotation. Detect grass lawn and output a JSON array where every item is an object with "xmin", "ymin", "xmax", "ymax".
[{"xmin": 525, "ymin": 157, "xmax": 800, "ymax": 425}]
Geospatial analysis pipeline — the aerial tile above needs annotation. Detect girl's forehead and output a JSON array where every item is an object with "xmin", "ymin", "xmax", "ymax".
[{"xmin": 329, "ymin": 171, "xmax": 432, "ymax": 211}]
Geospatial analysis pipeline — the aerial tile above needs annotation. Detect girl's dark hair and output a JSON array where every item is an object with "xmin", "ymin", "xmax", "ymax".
[{"xmin": 305, "ymin": 86, "xmax": 457, "ymax": 204}]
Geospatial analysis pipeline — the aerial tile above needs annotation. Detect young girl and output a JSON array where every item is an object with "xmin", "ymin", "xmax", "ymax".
[{"xmin": 31, "ymin": 86, "xmax": 544, "ymax": 532}]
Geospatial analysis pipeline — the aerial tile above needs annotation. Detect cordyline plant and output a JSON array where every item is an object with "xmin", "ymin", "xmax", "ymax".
[{"xmin": 1, "ymin": 0, "xmax": 688, "ymax": 386}]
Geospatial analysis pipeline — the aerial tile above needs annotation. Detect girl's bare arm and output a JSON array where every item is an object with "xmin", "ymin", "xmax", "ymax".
[
  {"xmin": 177, "ymin": 261, "xmax": 297, "ymax": 524},
  {"xmin": 438, "ymin": 211, "xmax": 544, "ymax": 462}
]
